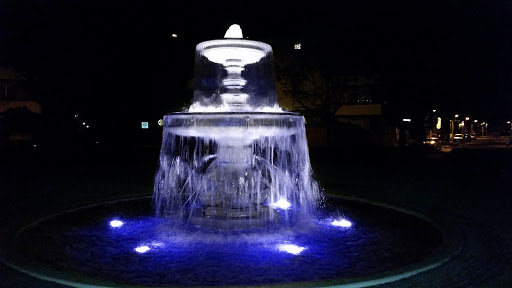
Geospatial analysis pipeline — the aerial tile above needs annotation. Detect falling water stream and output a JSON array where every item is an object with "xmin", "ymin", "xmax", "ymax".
[{"xmin": 6, "ymin": 24, "xmax": 444, "ymax": 288}]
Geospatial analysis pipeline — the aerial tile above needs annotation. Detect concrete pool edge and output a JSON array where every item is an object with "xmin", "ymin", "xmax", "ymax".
[
  {"xmin": 303, "ymin": 194, "xmax": 464, "ymax": 288},
  {"xmin": 1, "ymin": 194, "xmax": 463, "ymax": 288}
]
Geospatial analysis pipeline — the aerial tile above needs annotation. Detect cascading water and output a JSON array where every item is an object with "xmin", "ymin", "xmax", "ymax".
[
  {"xmin": 7, "ymin": 24, "xmax": 445, "ymax": 288},
  {"xmin": 152, "ymin": 24, "xmax": 323, "ymax": 229}
]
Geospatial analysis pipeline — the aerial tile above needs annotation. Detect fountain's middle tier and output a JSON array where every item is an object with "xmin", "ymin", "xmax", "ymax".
[
  {"xmin": 164, "ymin": 111, "xmax": 302, "ymax": 144},
  {"xmin": 154, "ymin": 111, "xmax": 321, "ymax": 229}
]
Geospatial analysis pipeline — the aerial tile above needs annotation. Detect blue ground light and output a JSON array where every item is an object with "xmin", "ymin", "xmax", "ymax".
[{"xmin": 13, "ymin": 198, "xmax": 441, "ymax": 287}]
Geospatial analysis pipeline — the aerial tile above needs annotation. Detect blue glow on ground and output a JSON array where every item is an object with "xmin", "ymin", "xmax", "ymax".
[
  {"xmin": 18, "ymin": 195, "xmax": 444, "ymax": 288},
  {"xmin": 27, "ymin": 207, "xmax": 442, "ymax": 288},
  {"xmin": 109, "ymin": 219, "xmax": 124, "ymax": 228}
]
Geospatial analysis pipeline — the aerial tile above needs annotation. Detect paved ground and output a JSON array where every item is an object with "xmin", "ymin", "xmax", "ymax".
[{"xmin": 1, "ymin": 138, "xmax": 512, "ymax": 287}]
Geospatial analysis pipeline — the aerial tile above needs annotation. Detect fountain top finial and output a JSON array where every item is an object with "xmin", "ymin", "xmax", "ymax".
[{"xmin": 224, "ymin": 24, "xmax": 243, "ymax": 39}]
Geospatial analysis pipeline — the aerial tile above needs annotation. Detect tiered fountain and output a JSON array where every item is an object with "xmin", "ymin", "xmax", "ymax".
[
  {"xmin": 153, "ymin": 24, "xmax": 322, "ymax": 230},
  {"xmin": 3, "ymin": 24, "xmax": 447, "ymax": 288}
]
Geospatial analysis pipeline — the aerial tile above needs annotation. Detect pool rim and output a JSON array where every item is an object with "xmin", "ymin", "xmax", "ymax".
[{"xmin": 1, "ymin": 194, "xmax": 463, "ymax": 288}]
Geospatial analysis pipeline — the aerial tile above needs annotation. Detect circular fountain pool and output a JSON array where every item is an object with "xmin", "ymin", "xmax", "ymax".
[{"xmin": 6, "ymin": 196, "xmax": 445, "ymax": 288}]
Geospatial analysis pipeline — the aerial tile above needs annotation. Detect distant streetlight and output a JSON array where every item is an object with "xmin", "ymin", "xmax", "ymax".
[
  {"xmin": 474, "ymin": 120, "xmax": 478, "ymax": 123},
  {"xmin": 451, "ymin": 115, "xmax": 459, "ymax": 141},
  {"xmin": 171, "ymin": 34, "xmax": 178, "ymax": 38},
  {"xmin": 465, "ymin": 117, "xmax": 470, "ymax": 121},
  {"xmin": 433, "ymin": 109, "xmax": 437, "ymax": 112}
]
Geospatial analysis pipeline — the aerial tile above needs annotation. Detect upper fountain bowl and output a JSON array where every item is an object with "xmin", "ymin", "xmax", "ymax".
[{"xmin": 190, "ymin": 24, "xmax": 281, "ymax": 112}]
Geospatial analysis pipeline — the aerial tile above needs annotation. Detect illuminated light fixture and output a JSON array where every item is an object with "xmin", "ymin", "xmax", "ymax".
[
  {"xmin": 86, "ymin": 125, "xmax": 89, "ymax": 128},
  {"xmin": 474, "ymin": 120, "xmax": 478, "ymax": 123},
  {"xmin": 74, "ymin": 114, "xmax": 78, "ymax": 118},
  {"xmin": 158, "ymin": 119, "xmax": 164, "ymax": 126},
  {"xmin": 508, "ymin": 121, "xmax": 511, "ymax": 124},
  {"xmin": 332, "ymin": 218, "xmax": 352, "ymax": 228},
  {"xmin": 465, "ymin": 117, "xmax": 470, "ymax": 121},
  {"xmin": 455, "ymin": 114, "xmax": 459, "ymax": 118},
  {"xmin": 433, "ymin": 109, "xmax": 436, "ymax": 112},
  {"xmin": 277, "ymin": 243, "xmax": 306, "ymax": 255},
  {"xmin": 268, "ymin": 198, "xmax": 291, "ymax": 210},
  {"xmin": 294, "ymin": 43, "xmax": 301, "ymax": 50},
  {"xmin": 135, "ymin": 245, "xmax": 151, "ymax": 253},
  {"xmin": 83, "ymin": 122, "xmax": 86, "ymax": 125},
  {"xmin": 109, "ymin": 219, "xmax": 124, "ymax": 228},
  {"xmin": 141, "ymin": 122, "xmax": 149, "ymax": 129},
  {"xmin": 171, "ymin": 34, "xmax": 178, "ymax": 38},
  {"xmin": 403, "ymin": 119, "xmax": 411, "ymax": 122}
]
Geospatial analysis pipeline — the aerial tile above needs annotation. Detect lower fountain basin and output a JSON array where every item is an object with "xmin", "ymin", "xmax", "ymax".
[{"xmin": 4, "ymin": 196, "xmax": 448, "ymax": 288}]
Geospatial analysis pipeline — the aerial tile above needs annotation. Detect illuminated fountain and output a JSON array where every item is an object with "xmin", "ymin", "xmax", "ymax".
[
  {"xmin": 4, "ymin": 25, "xmax": 447, "ymax": 288},
  {"xmin": 152, "ymin": 24, "xmax": 323, "ymax": 230}
]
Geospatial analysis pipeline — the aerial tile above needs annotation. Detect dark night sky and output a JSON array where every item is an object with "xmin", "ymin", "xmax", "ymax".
[{"xmin": 1, "ymin": 0, "xmax": 511, "ymax": 127}]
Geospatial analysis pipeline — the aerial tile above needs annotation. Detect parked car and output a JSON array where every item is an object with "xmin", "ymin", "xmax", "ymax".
[
  {"xmin": 469, "ymin": 133, "xmax": 477, "ymax": 140},
  {"xmin": 453, "ymin": 134, "xmax": 464, "ymax": 142},
  {"xmin": 423, "ymin": 137, "xmax": 441, "ymax": 150}
]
